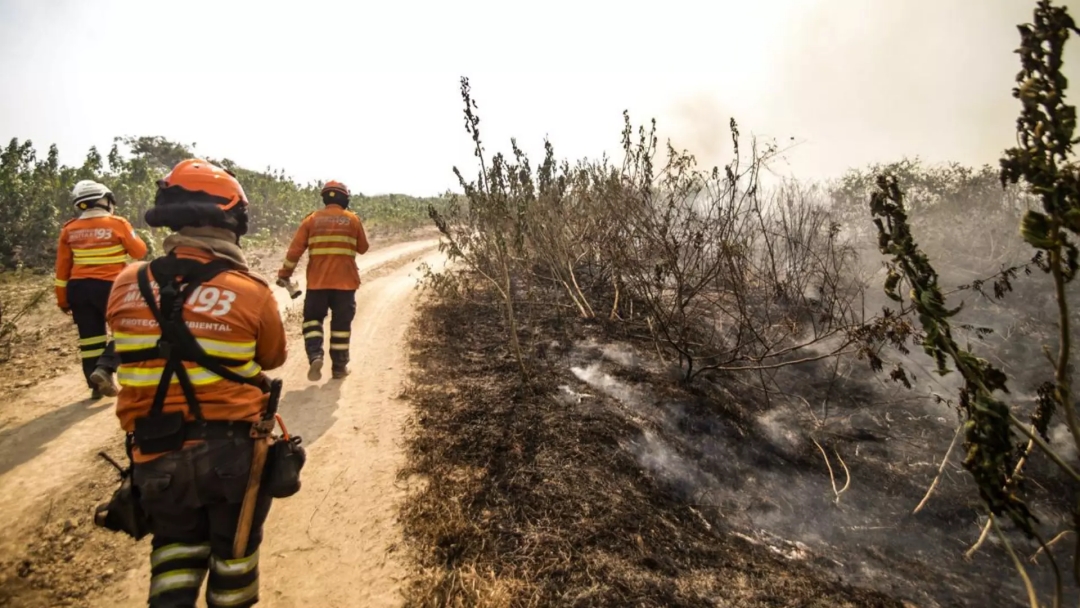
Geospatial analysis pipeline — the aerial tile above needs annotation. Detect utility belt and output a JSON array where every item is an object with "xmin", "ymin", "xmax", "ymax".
[
  {"xmin": 128, "ymin": 419, "xmax": 254, "ymax": 454},
  {"xmin": 94, "ymin": 254, "xmax": 305, "ymax": 542}
]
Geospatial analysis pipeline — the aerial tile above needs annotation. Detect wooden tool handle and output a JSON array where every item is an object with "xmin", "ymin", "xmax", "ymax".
[{"xmin": 233, "ymin": 437, "xmax": 271, "ymax": 558}]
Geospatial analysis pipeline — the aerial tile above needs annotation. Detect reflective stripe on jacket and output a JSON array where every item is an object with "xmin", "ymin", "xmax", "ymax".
[
  {"xmin": 279, "ymin": 204, "xmax": 369, "ymax": 290},
  {"xmin": 55, "ymin": 210, "xmax": 148, "ymax": 308},
  {"xmin": 106, "ymin": 246, "xmax": 287, "ymax": 462}
]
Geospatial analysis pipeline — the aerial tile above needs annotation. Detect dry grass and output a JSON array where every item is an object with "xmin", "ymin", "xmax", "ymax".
[{"xmin": 0, "ymin": 271, "xmax": 78, "ymax": 396}]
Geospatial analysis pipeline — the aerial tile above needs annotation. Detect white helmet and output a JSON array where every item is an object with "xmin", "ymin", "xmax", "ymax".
[{"xmin": 71, "ymin": 180, "xmax": 115, "ymax": 211}]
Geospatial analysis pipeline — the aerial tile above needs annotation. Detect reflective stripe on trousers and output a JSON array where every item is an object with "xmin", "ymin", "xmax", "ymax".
[
  {"xmin": 145, "ymin": 543, "xmax": 262, "ymax": 607},
  {"xmin": 66, "ymin": 278, "xmax": 119, "ymax": 386},
  {"xmin": 207, "ymin": 550, "xmax": 260, "ymax": 607},
  {"xmin": 301, "ymin": 289, "xmax": 356, "ymax": 367},
  {"xmin": 135, "ymin": 440, "xmax": 272, "ymax": 608},
  {"xmin": 79, "ymin": 334, "xmax": 108, "ymax": 359},
  {"xmin": 148, "ymin": 542, "xmax": 211, "ymax": 607}
]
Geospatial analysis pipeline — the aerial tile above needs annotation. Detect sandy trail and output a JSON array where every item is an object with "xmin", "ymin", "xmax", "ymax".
[{"xmin": 0, "ymin": 238, "xmax": 443, "ymax": 607}]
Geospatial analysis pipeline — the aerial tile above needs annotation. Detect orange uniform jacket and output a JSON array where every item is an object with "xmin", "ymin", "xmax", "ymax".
[
  {"xmin": 55, "ymin": 211, "xmax": 148, "ymax": 309},
  {"xmin": 279, "ymin": 204, "xmax": 369, "ymax": 291},
  {"xmin": 106, "ymin": 247, "xmax": 288, "ymax": 462}
]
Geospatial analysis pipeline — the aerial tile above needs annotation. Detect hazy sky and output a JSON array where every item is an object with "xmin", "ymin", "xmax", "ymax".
[{"xmin": 1, "ymin": 0, "xmax": 1077, "ymax": 195}]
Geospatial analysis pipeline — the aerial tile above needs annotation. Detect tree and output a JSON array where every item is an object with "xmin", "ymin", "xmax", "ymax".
[{"xmin": 0, "ymin": 136, "xmax": 448, "ymax": 270}]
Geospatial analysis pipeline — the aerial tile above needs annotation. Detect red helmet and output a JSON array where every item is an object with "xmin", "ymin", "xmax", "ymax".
[{"xmin": 321, "ymin": 180, "xmax": 350, "ymax": 206}]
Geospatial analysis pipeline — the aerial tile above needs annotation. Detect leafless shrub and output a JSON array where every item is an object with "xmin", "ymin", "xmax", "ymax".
[{"xmin": 429, "ymin": 78, "xmax": 867, "ymax": 384}]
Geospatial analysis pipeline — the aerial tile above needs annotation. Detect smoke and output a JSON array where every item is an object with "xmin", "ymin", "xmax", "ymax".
[
  {"xmin": 570, "ymin": 363, "xmax": 646, "ymax": 415},
  {"xmin": 1051, "ymin": 424, "xmax": 1080, "ymax": 464},
  {"xmin": 665, "ymin": 93, "xmax": 736, "ymax": 172},
  {"xmin": 598, "ymin": 342, "xmax": 642, "ymax": 369},
  {"xmin": 657, "ymin": 0, "xmax": 1080, "ymax": 183},
  {"xmin": 756, "ymin": 407, "xmax": 805, "ymax": 459}
]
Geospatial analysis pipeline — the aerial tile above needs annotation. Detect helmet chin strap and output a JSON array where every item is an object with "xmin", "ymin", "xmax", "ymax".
[
  {"xmin": 79, "ymin": 198, "xmax": 113, "ymax": 213},
  {"xmin": 89, "ymin": 195, "xmax": 115, "ymax": 213}
]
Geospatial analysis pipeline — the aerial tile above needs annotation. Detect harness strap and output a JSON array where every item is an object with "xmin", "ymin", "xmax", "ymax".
[{"xmin": 133, "ymin": 254, "xmax": 266, "ymax": 423}]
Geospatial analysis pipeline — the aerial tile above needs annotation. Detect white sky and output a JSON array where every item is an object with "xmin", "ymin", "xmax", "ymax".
[{"xmin": 1, "ymin": 0, "xmax": 1077, "ymax": 196}]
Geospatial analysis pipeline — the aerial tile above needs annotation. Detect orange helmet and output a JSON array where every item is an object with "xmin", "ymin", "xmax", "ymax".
[
  {"xmin": 321, "ymin": 180, "xmax": 351, "ymax": 206},
  {"xmin": 147, "ymin": 159, "xmax": 250, "ymax": 236},
  {"xmin": 159, "ymin": 159, "xmax": 248, "ymax": 210}
]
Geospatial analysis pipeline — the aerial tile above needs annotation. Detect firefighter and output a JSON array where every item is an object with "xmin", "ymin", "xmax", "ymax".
[
  {"xmin": 106, "ymin": 159, "xmax": 287, "ymax": 608},
  {"xmin": 55, "ymin": 180, "xmax": 148, "ymax": 399},
  {"xmin": 277, "ymin": 180, "xmax": 369, "ymax": 381}
]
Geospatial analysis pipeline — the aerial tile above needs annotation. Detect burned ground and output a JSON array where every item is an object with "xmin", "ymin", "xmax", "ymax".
[{"xmin": 398, "ymin": 290, "xmax": 960, "ymax": 607}]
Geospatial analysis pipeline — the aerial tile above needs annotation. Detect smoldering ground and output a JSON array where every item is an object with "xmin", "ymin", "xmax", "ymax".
[{"xmin": 566, "ymin": 334, "xmax": 1076, "ymax": 608}]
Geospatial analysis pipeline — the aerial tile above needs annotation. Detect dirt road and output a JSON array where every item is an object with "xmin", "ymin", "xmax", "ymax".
[{"xmin": 0, "ymin": 238, "xmax": 443, "ymax": 607}]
